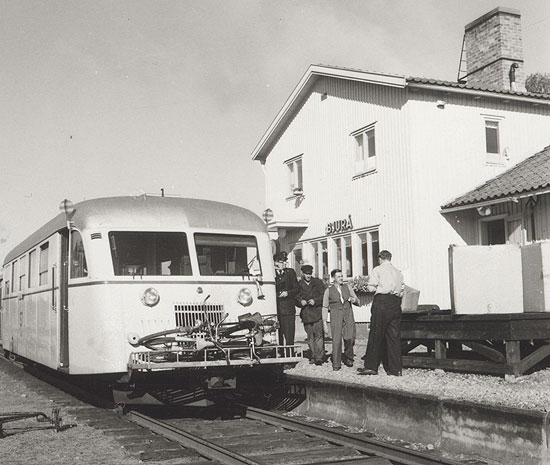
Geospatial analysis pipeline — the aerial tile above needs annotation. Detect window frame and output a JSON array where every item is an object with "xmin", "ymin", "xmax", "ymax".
[
  {"xmin": 11, "ymin": 260, "xmax": 17, "ymax": 293},
  {"xmin": 18, "ymin": 255, "xmax": 27, "ymax": 292},
  {"xmin": 39, "ymin": 242, "xmax": 50, "ymax": 286},
  {"xmin": 351, "ymin": 123, "xmax": 377, "ymax": 177},
  {"xmin": 108, "ymin": 231, "xmax": 193, "ymax": 277},
  {"xmin": 284, "ymin": 154, "xmax": 304, "ymax": 198},
  {"xmin": 70, "ymin": 230, "xmax": 89, "ymax": 279},
  {"xmin": 28, "ymin": 248, "xmax": 38, "ymax": 288},
  {"xmin": 193, "ymin": 232, "xmax": 261, "ymax": 277},
  {"xmin": 482, "ymin": 115, "xmax": 505, "ymax": 165}
]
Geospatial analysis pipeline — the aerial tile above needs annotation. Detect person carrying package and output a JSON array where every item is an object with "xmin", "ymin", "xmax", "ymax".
[{"xmin": 358, "ymin": 250, "xmax": 404, "ymax": 376}]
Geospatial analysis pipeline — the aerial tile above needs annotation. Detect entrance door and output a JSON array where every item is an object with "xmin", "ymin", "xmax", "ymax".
[{"xmin": 59, "ymin": 231, "xmax": 69, "ymax": 369}]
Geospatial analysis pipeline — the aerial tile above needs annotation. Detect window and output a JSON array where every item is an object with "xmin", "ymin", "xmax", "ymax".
[
  {"xmin": 345, "ymin": 236, "xmax": 353, "ymax": 277},
  {"xmin": 291, "ymin": 245, "xmax": 303, "ymax": 274},
  {"xmin": 39, "ymin": 243, "xmax": 49, "ymax": 285},
  {"xmin": 19, "ymin": 256, "xmax": 27, "ymax": 292},
  {"xmin": 484, "ymin": 118, "xmax": 504, "ymax": 164},
  {"xmin": 485, "ymin": 121, "xmax": 499, "ymax": 154},
  {"xmin": 109, "ymin": 232, "xmax": 192, "ymax": 276},
  {"xmin": 5, "ymin": 264, "xmax": 11, "ymax": 295},
  {"xmin": 285, "ymin": 155, "xmax": 303, "ymax": 196},
  {"xmin": 28, "ymin": 249, "xmax": 37, "ymax": 288},
  {"xmin": 194, "ymin": 233, "xmax": 260, "ymax": 276},
  {"xmin": 352, "ymin": 125, "xmax": 376, "ymax": 174},
  {"xmin": 313, "ymin": 241, "xmax": 328, "ymax": 279},
  {"xmin": 11, "ymin": 261, "xmax": 17, "ymax": 292},
  {"xmin": 358, "ymin": 229, "xmax": 380, "ymax": 275},
  {"xmin": 70, "ymin": 231, "xmax": 88, "ymax": 278}
]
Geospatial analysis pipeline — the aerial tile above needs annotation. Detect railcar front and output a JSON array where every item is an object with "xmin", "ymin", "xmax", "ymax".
[{"xmin": 2, "ymin": 196, "xmax": 302, "ymax": 404}]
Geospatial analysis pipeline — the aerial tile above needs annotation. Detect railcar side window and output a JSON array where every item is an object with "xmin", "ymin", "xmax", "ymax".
[
  {"xmin": 70, "ymin": 231, "xmax": 88, "ymax": 278},
  {"xmin": 39, "ymin": 243, "xmax": 49, "ymax": 285},
  {"xmin": 109, "ymin": 232, "xmax": 192, "ymax": 276},
  {"xmin": 11, "ymin": 261, "xmax": 17, "ymax": 292},
  {"xmin": 19, "ymin": 255, "xmax": 27, "ymax": 291},
  {"xmin": 5, "ymin": 265, "xmax": 10, "ymax": 295},
  {"xmin": 194, "ymin": 234, "xmax": 261, "ymax": 276},
  {"xmin": 28, "ymin": 249, "xmax": 37, "ymax": 288}
]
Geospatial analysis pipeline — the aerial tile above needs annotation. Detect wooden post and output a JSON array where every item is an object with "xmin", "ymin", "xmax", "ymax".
[
  {"xmin": 435, "ymin": 340, "xmax": 447, "ymax": 360},
  {"xmin": 435, "ymin": 340, "xmax": 447, "ymax": 374},
  {"xmin": 505, "ymin": 340, "xmax": 521, "ymax": 380},
  {"xmin": 448, "ymin": 245, "xmax": 455, "ymax": 314}
]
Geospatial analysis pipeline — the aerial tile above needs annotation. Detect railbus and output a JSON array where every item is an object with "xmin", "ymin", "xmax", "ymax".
[{"xmin": 0, "ymin": 195, "xmax": 302, "ymax": 404}]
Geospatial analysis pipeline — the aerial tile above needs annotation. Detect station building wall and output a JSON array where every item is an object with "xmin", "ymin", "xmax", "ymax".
[{"xmin": 263, "ymin": 75, "xmax": 550, "ymax": 309}]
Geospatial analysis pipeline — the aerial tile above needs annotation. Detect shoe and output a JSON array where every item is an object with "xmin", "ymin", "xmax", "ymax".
[
  {"xmin": 357, "ymin": 367, "xmax": 378, "ymax": 375},
  {"xmin": 361, "ymin": 354, "xmax": 367, "ymax": 361},
  {"xmin": 333, "ymin": 367, "xmax": 341, "ymax": 371},
  {"xmin": 343, "ymin": 360, "xmax": 354, "ymax": 367},
  {"xmin": 387, "ymin": 371, "xmax": 402, "ymax": 377},
  {"xmin": 309, "ymin": 359, "xmax": 315, "ymax": 364},
  {"xmin": 314, "ymin": 361, "xmax": 324, "ymax": 366}
]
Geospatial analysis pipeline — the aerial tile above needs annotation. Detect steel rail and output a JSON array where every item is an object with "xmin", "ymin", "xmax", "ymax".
[
  {"xmin": 244, "ymin": 406, "xmax": 464, "ymax": 465},
  {"xmin": 127, "ymin": 411, "xmax": 261, "ymax": 465}
]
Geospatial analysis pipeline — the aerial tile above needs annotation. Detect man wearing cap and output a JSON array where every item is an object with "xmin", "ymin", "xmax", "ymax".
[
  {"xmin": 274, "ymin": 251, "xmax": 299, "ymax": 346},
  {"xmin": 296, "ymin": 264, "xmax": 326, "ymax": 365}
]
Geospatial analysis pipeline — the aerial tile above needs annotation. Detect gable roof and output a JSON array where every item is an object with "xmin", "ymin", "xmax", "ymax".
[
  {"xmin": 252, "ymin": 64, "xmax": 550, "ymax": 163},
  {"xmin": 251, "ymin": 64, "xmax": 406, "ymax": 163},
  {"xmin": 441, "ymin": 145, "xmax": 550, "ymax": 210}
]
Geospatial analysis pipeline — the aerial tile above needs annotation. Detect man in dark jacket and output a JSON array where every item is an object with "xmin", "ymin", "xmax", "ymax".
[
  {"xmin": 296, "ymin": 264, "xmax": 326, "ymax": 365},
  {"xmin": 274, "ymin": 251, "xmax": 299, "ymax": 346}
]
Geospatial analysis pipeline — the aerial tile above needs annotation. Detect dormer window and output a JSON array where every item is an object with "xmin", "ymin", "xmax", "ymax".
[{"xmin": 285, "ymin": 155, "xmax": 303, "ymax": 197}]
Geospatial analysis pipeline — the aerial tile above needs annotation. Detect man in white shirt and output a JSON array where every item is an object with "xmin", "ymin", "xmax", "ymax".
[{"xmin": 357, "ymin": 250, "xmax": 404, "ymax": 376}]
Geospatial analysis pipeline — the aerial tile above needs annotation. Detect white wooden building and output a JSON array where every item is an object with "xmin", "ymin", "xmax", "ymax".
[{"xmin": 251, "ymin": 8, "xmax": 550, "ymax": 309}]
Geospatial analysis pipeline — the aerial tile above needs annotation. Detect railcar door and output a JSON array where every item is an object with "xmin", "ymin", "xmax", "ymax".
[{"xmin": 58, "ymin": 230, "xmax": 70, "ymax": 369}]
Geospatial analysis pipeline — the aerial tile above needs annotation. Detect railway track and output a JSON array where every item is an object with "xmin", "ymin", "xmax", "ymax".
[
  {"xmin": 1, "ymin": 355, "xmax": 480, "ymax": 465},
  {"xmin": 127, "ymin": 405, "xmax": 468, "ymax": 465}
]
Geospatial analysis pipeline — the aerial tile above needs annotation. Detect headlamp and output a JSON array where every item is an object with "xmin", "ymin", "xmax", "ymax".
[
  {"xmin": 237, "ymin": 288, "xmax": 253, "ymax": 306},
  {"xmin": 141, "ymin": 287, "xmax": 160, "ymax": 307}
]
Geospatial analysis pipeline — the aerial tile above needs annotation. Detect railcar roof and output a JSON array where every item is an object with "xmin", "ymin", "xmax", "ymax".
[{"xmin": 4, "ymin": 196, "xmax": 266, "ymax": 265}]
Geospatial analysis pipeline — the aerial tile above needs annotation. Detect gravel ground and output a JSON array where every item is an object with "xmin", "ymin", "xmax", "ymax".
[
  {"xmin": 0, "ymin": 359, "xmax": 190, "ymax": 465},
  {"xmin": 287, "ymin": 341, "xmax": 550, "ymax": 412}
]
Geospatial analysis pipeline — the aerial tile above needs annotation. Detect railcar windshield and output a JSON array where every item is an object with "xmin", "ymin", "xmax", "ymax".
[
  {"xmin": 194, "ymin": 233, "xmax": 261, "ymax": 276},
  {"xmin": 109, "ymin": 232, "xmax": 192, "ymax": 276}
]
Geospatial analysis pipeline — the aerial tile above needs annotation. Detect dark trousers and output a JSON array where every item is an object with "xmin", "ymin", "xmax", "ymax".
[
  {"xmin": 304, "ymin": 319, "xmax": 324, "ymax": 362},
  {"xmin": 364, "ymin": 294, "xmax": 402, "ymax": 374},
  {"xmin": 330, "ymin": 306, "xmax": 356, "ymax": 369},
  {"xmin": 278, "ymin": 313, "xmax": 295, "ymax": 346}
]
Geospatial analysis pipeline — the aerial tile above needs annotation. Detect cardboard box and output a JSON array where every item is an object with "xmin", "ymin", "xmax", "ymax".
[{"xmin": 401, "ymin": 285, "xmax": 420, "ymax": 312}]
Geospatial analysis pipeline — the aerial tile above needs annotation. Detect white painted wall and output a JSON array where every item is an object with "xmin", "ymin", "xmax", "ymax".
[
  {"xmin": 407, "ymin": 90, "xmax": 550, "ymax": 306},
  {"xmin": 262, "ymin": 76, "xmax": 550, "ymax": 309}
]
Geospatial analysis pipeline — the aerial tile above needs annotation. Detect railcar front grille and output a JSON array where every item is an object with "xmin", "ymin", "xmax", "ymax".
[{"xmin": 174, "ymin": 303, "xmax": 225, "ymax": 328}]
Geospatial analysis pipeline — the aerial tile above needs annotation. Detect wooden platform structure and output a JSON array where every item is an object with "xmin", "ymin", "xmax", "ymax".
[{"xmin": 401, "ymin": 311, "xmax": 550, "ymax": 377}]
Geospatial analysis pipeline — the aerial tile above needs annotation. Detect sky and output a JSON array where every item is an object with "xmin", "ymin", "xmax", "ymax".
[{"xmin": 1, "ymin": 0, "xmax": 550, "ymax": 264}]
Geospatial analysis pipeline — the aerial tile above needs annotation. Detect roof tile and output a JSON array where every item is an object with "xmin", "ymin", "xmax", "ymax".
[{"xmin": 442, "ymin": 145, "xmax": 550, "ymax": 209}]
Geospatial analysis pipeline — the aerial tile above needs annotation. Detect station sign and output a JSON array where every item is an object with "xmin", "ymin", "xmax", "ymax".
[{"xmin": 325, "ymin": 215, "xmax": 353, "ymax": 235}]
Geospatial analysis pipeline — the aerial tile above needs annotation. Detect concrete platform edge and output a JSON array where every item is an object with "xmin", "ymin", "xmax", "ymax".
[{"xmin": 286, "ymin": 373, "xmax": 549, "ymax": 465}]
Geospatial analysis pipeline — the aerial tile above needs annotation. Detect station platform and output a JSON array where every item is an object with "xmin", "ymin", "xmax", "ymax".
[
  {"xmin": 401, "ymin": 311, "xmax": 550, "ymax": 378},
  {"xmin": 284, "ymin": 362, "xmax": 550, "ymax": 465}
]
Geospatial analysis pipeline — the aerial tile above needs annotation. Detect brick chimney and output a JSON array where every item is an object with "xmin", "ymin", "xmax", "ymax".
[{"xmin": 464, "ymin": 7, "xmax": 525, "ymax": 92}]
